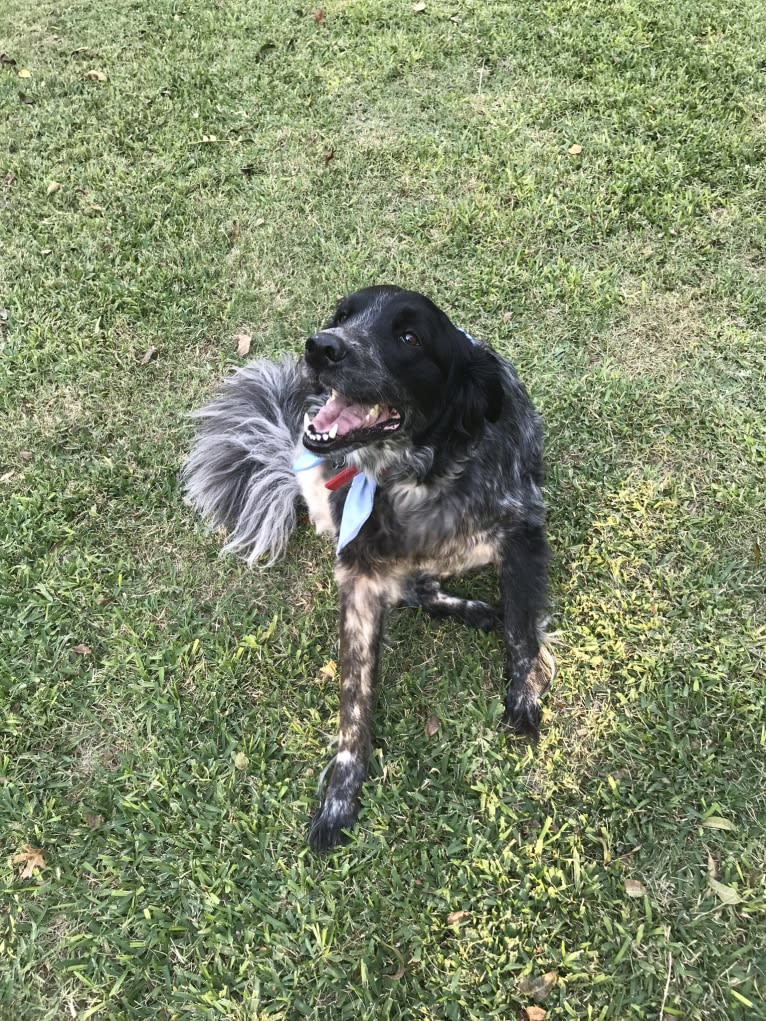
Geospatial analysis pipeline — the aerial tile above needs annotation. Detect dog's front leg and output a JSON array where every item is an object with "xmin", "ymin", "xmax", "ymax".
[
  {"xmin": 500, "ymin": 522, "xmax": 554, "ymax": 738},
  {"xmin": 309, "ymin": 569, "xmax": 398, "ymax": 851}
]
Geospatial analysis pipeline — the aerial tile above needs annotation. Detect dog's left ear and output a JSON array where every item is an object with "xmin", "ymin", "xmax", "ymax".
[
  {"xmin": 454, "ymin": 345, "xmax": 503, "ymax": 434},
  {"xmin": 422, "ymin": 343, "xmax": 503, "ymax": 446}
]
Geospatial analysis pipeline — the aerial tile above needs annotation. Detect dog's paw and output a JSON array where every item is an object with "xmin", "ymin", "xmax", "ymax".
[
  {"xmin": 308, "ymin": 796, "xmax": 359, "ymax": 852},
  {"xmin": 465, "ymin": 602, "xmax": 503, "ymax": 632},
  {"xmin": 501, "ymin": 687, "xmax": 542, "ymax": 740}
]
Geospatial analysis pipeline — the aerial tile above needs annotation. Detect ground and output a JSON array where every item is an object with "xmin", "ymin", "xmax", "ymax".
[{"xmin": 1, "ymin": 1, "xmax": 765, "ymax": 1018}]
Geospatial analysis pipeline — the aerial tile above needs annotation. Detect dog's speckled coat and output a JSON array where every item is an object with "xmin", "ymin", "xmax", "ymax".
[{"xmin": 183, "ymin": 286, "xmax": 554, "ymax": 850}]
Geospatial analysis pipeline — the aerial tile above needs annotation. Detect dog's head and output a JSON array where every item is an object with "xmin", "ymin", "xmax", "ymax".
[{"xmin": 302, "ymin": 286, "xmax": 503, "ymax": 462}]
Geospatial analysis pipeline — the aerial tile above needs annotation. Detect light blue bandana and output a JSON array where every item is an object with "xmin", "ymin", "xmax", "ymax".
[
  {"xmin": 293, "ymin": 326, "xmax": 478, "ymax": 552},
  {"xmin": 293, "ymin": 450, "xmax": 375, "ymax": 553}
]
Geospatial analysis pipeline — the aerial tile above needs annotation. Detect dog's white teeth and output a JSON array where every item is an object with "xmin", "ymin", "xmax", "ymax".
[
  {"xmin": 365, "ymin": 404, "xmax": 380, "ymax": 422},
  {"xmin": 328, "ymin": 423, "xmax": 338, "ymax": 439},
  {"xmin": 322, "ymin": 432, "xmax": 330, "ymax": 441},
  {"xmin": 331, "ymin": 389, "xmax": 339, "ymax": 399},
  {"xmin": 304, "ymin": 413, "xmax": 311, "ymax": 430}
]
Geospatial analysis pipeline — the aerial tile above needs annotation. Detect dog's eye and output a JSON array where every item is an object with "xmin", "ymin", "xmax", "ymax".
[{"xmin": 399, "ymin": 332, "xmax": 420, "ymax": 347}]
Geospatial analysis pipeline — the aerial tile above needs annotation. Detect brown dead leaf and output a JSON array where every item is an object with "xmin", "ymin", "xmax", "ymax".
[
  {"xmin": 424, "ymin": 713, "xmax": 440, "ymax": 738},
  {"xmin": 567, "ymin": 143, "xmax": 583, "ymax": 155},
  {"xmin": 72, "ymin": 643, "xmax": 92, "ymax": 656},
  {"xmin": 624, "ymin": 878, "xmax": 646, "ymax": 898},
  {"xmin": 17, "ymin": 67, "xmax": 32, "ymax": 78},
  {"xmin": 19, "ymin": 450, "xmax": 32, "ymax": 461},
  {"xmin": 85, "ymin": 813, "xmax": 102, "ymax": 830},
  {"xmin": 446, "ymin": 910, "xmax": 469, "ymax": 926},
  {"xmin": 707, "ymin": 850, "xmax": 718, "ymax": 879},
  {"xmin": 522, "ymin": 1008, "xmax": 547, "ymax": 1021},
  {"xmin": 229, "ymin": 219, "xmax": 241, "ymax": 243},
  {"xmin": 502, "ymin": 311, "xmax": 513, "ymax": 323},
  {"xmin": 3, "ymin": 173, "xmax": 15, "ymax": 187},
  {"xmin": 313, "ymin": 8, "xmax": 326, "ymax": 22},
  {"xmin": 318, "ymin": 660, "xmax": 337, "ymax": 681},
  {"xmin": 518, "ymin": 971, "xmax": 558, "ymax": 1002},
  {"xmin": 323, "ymin": 148, "xmax": 335, "ymax": 166},
  {"xmin": 46, "ymin": 181, "xmax": 60, "ymax": 195},
  {"xmin": 753, "ymin": 540, "xmax": 761, "ymax": 566},
  {"xmin": 85, "ymin": 69, "xmax": 107, "ymax": 82},
  {"xmin": 235, "ymin": 332, "xmax": 252, "ymax": 358},
  {"xmin": 139, "ymin": 345, "xmax": 157, "ymax": 365},
  {"xmin": 13, "ymin": 845, "xmax": 46, "ymax": 879}
]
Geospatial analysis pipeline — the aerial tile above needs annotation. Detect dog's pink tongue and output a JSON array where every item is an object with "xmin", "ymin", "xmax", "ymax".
[{"xmin": 311, "ymin": 395, "xmax": 372, "ymax": 435}]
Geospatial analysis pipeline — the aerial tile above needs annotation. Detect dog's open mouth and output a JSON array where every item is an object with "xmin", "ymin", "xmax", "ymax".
[{"xmin": 303, "ymin": 390, "xmax": 402, "ymax": 452}]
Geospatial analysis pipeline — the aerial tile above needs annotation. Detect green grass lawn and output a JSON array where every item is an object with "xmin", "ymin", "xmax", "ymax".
[{"xmin": 1, "ymin": 0, "xmax": 765, "ymax": 1017}]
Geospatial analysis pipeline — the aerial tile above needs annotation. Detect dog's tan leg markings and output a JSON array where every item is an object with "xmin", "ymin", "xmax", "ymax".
[{"xmin": 309, "ymin": 569, "xmax": 403, "ymax": 851}]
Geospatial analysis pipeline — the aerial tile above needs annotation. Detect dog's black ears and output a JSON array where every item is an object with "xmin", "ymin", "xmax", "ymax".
[
  {"xmin": 457, "ymin": 345, "xmax": 504, "ymax": 432},
  {"xmin": 422, "ymin": 342, "xmax": 503, "ymax": 447}
]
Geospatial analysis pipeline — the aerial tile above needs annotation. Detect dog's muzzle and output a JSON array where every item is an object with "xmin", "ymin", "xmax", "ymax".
[{"xmin": 305, "ymin": 332, "xmax": 347, "ymax": 371}]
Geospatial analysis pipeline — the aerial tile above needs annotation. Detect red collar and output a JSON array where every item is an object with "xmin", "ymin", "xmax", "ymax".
[{"xmin": 324, "ymin": 465, "xmax": 359, "ymax": 491}]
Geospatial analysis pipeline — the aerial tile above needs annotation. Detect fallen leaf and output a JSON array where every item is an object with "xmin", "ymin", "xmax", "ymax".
[
  {"xmin": 13, "ymin": 845, "xmax": 45, "ymax": 879},
  {"xmin": 234, "ymin": 752, "xmax": 249, "ymax": 770},
  {"xmin": 702, "ymin": 816, "xmax": 737, "ymax": 831},
  {"xmin": 522, "ymin": 1008, "xmax": 547, "ymax": 1021},
  {"xmin": 313, "ymin": 7, "xmax": 326, "ymax": 22},
  {"xmin": 318, "ymin": 660, "xmax": 337, "ymax": 681},
  {"xmin": 624, "ymin": 878, "xmax": 646, "ymax": 898},
  {"xmin": 46, "ymin": 181, "xmax": 60, "ymax": 195},
  {"xmin": 446, "ymin": 910, "xmax": 469, "ymax": 925},
  {"xmin": 753, "ymin": 541, "xmax": 761, "ymax": 566},
  {"xmin": 518, "ymin": 971, "xmax": 558, "ymax": 1002},
  {"xmin": 235, "ymin": 332, "xmax": 252, "ymax": 358},
  {"xmin": 707, "ymin": 850, "xmax": 718, "ymax": 878},
  {"xmin": 0, "ymin": 53, "xmax": 17, "ymax": 67},
  {"xmin": 17, "ymin": 68, "xmax": 32, "ymax": 78},
  {"xmin": 19, "ymin": 450, "xmax": 33, "ymax": 461},
  {"xmin": 85, "ymin": 813, "xmax": 102, "ymax": 830},
  {"xmin": 72, "ymin": 643, "xmax": 92, "ymax": 656},
  {"xmin": 85, "ymin": 69, "xmax": 107, "ymax": 82},
  {"xmin": 323, "ymin": 147, "xmax": 335, "ymax": 166},
  {"xmin": 413, "ymin": 2, "xmax": 427, "ymax": 10},
  {"xmin": 254, "ymin": 217, "xmax": 265, "ymax": 227},
  {"xmin": 230, "ymin": 219, "xmax": 240, "ymax": 242},
  {"xmin": 502, "ymin": 311, "xmax": 513, "ymax": 323},
  {"xmin": 709, "ymin": 877, "xmax": 742, "ymax": 905},
  {"xmin": 3, "ymin": 173, "xmax": 15, "ymax": 187},
  {"xmin": 139, "ymin": 345, "xmax": 157, "ymax": 365},
  {"xmin": 567, "ymin": 143, "xmax": 583, "ymax": 155},
  {"xmin": 424, "ymin": 713, "xmax": 440, "ymax": 738},
  {"xmin": 385, "ymin": 945, "xmax": 407, "ymax": 980}
]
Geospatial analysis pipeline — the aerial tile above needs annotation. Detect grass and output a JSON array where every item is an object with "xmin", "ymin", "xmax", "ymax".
[{"xmin": 1, "ymin": 0, "xmax": 765, "ymax": 1017}]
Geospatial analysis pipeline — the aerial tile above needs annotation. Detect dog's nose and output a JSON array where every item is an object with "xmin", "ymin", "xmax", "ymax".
[{"xmin": 305, "ymin": 332, "xmax": 347, "ymax": 368}]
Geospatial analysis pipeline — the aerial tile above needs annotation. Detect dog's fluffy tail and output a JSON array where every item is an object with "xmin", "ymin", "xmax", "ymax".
[{"xmin": 181, "ymin": 358, "xmax": 311, "ymax": 565}]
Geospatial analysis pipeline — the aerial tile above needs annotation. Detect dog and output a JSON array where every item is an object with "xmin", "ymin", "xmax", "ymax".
[{"xmin": 182, "ymin": 285, "xmax": 554, "ymax": 850}]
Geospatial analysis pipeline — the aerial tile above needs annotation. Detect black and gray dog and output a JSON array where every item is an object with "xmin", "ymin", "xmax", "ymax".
[{"xmin": 183, "ymin": 285, "xmax": 554, "ymax": 850}]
